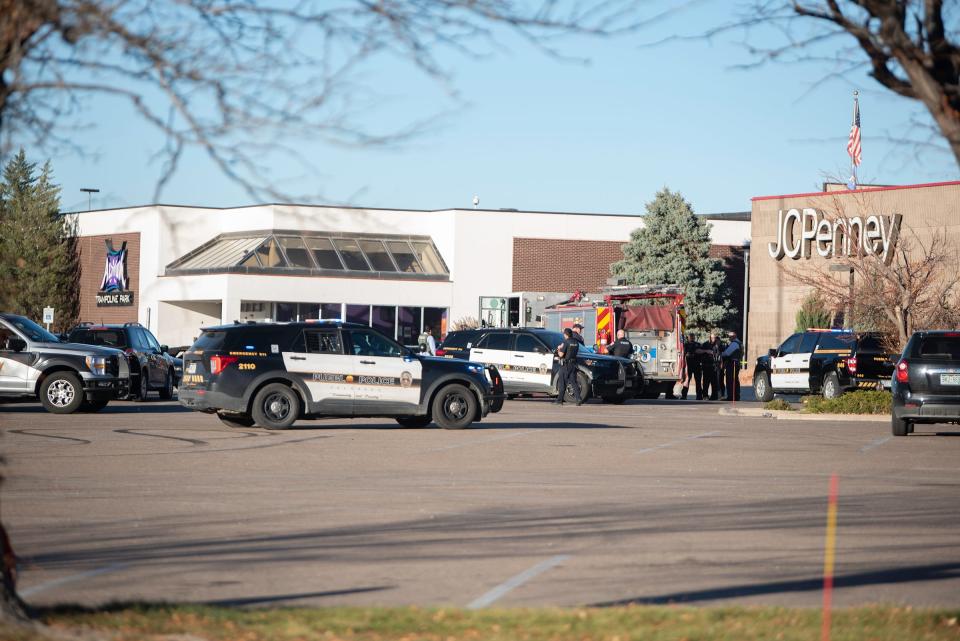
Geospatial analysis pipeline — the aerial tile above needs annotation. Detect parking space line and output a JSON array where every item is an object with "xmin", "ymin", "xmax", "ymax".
[
  {"xmin": 427, "ymin": 429, "xmax": 543, "ymax": 452},
  {"xmin": 636, "ymin": 430, "xmax": 720, "ymax": 454},
  {"xmin": 859, "ymin": 435, "xmax": 892, "ymax": 453},
  {"xmin": 467, "ymin": 555, "xmax": 571, "ymax": 609},
  {"xmin": 20, "ymin": 562, "xmax": 129, "ymax": 597}
]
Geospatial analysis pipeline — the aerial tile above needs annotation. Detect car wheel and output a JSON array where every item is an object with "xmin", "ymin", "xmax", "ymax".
[
  {"xmin": 79, "ymin": 398, "xmax": 110, "ymax": 413},
  {"xmin": 822, "ymin": 372, "xmax": 841, "ymax": 399},
  {"xmin": 40, "ymin": 372, "xmax": 85, "ymax": 414},
  {"xmin": 563, "ymin": 372, "xmax": 591, "ymax": 404},
  {"xmin": 217, "ymin": 411, "xmax": 256, "ymax": 428},
  {"xmin": 892, "ymin": 412, "xmax": 910, "ymax": 437},
  {"xmin": 432, "ymin": 384, "xmax": 477, "ymax": 429},
  {"xmin": 754, "ymin": 371, "xmax": 774, "ymax": 402},
  {"xmin": 159, "ymin": 369, "xmax": 174, "ymax": 400},
  {"xmin": 489, "ymin": 397, "xmax": 504, "ymax": 413},
  {"xmin": 136, "ymin": 369, "xmax": 150, "ymax": 402},
  {"xmin": 395, "ymin": 416, "xmax": 432, "ymax": 428},
  {"xmin": 251, "ymin": 383, "xmax": 300, "ymax": 430}
]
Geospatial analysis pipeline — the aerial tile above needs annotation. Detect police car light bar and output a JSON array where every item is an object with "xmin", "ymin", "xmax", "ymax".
[{"xmin": 806, "ymin": 328, "xmax": 853, "ymax": 333}]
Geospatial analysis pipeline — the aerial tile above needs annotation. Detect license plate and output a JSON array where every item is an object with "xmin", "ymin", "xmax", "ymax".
[
  {"xmin": 187, "ymin": 362, "xmax": 197, "ymax": 374},
  {"xmin": 940, "ymin": 374, "xmax": 960, "ymax": 385}
]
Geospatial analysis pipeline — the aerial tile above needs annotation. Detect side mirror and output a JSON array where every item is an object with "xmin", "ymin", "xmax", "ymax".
[
  {"xmin": 160, "ymin": 345, "xmax": 169, "ymax": 354},
  {"xmin": 768, "ymin": 348, "xmax": 777, "ymax": 357},
  {"xmin": 8, "ymin": 338, "xmax": 27, "ymax": 352}
]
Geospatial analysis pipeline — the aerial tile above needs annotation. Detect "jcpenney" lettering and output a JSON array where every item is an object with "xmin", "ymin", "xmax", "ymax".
[{"xmin": 768, "ymin": 209, "xmax": 902, "ymax": 265}]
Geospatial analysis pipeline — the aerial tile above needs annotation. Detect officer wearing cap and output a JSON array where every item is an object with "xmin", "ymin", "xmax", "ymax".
[
  {"xmin": 554, "ymin": 327, "xmax": 583, "ymax": 405},
  {"xmin": 572, "ymin": 323, "xmax": 586, "ymax": 345}
]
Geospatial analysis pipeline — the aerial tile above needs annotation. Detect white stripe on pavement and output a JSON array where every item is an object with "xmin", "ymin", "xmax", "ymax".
[
  {"xmin": 467, "ymin": 555, "xmax": 571, "ymax": 609},
  {"xmin": 636, "ymin": 430, "xmax": 720, "ymax": 454},
  {"xmin": 860, "ymin": 435, "xmax": 893, "ymax": 453},
  {"xmin": 427, "ymin": 429, "xmax": 542, "ymax": 452},
  {"xmin": 20, "ymin": 563, "xmax": 129, "ymax": 597}
]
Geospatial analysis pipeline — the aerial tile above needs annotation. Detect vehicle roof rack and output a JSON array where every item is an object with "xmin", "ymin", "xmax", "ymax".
[{"xmin": 123, "ymin": 322, "xmax": 143, "ymax": 327}]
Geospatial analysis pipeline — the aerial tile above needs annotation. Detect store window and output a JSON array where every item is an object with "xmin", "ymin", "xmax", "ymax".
[
  {"xmin": 397, "ymin": 307, "xmax": 422, "ymax": 345},
  {"xmin": 423, "ymin": 307, "xmax": 448, "ymax": 339},
  {"xmin": 306, "ymin": 237, "xmax": 344, "ymax": 270},
  {"xmin": 278, "ymin": 236, "xmax": 314, "ymax": 268},
  {"xmin": 358, "ymin": 240, "xmax": 396, "ymax": 272},
  {"xmin": 275, "ymin": 302, "xmax": 297, "ymax": 322},
  {"xmin": 411, "ymin": 242, "xmax": 446, "ymax": 274},
  {"xmin": 299, "ymin": 303, "xmax": 321, "ymax": 320},
  {"xmin": 333, "ymin": 239, "xmax": 371, "ymax": 271},
  {"xmin": 371, "ymin": 305, "xmax": 397, "ymax": 338},
  {"xmin": 386, "ymin": 241, "xmax": 423, "ymax": 273},
  {"xmin": 346, "ymin": 304, "xmax": 370, "ymax": 325},
  {"xmin": 320, "ymin": 303, "xmax": 343, "ymax": 320}
]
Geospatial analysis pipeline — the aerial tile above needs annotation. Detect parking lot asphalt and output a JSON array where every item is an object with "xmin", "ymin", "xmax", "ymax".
[{"xmin": 2, "ymin": 395, "xmax": 959, "ymax": 610}]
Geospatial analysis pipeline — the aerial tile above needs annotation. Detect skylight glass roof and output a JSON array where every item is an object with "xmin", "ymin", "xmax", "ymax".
[{"xmin": 166, "ymin": 230, "xmax": 449, "ymax": 279}]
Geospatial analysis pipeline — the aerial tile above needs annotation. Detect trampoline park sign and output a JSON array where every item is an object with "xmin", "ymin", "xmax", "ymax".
[{"xmin": 767, "ymin": 209, "xmax": 903, "ymax": 265}]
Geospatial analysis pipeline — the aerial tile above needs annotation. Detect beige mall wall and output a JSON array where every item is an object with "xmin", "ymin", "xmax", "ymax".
[{"xmin": 747, "ymin": 181, "xmax": 960, "ymax": 363}]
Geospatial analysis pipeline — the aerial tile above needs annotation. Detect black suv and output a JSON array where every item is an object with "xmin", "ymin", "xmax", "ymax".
[
  {"xmin": 753, "ymin": 329, "xmax": 896, "ymax": 401},
  {"xmin": 178, "ymin": 321, "xmax": 504, "ymax": 430},
  {"xmin": 892, "ymin": 331, "xmax": 960, "ymax": 436},
  {"xmin": 439, "ymin": 328, "xmax": 642, "ymax": 403},
  {"xmin": 66, "ymin": 322, "xmax": 180, "ymax": 401},
  {"xmin": 0, "ymin": 313, "xmax": 129, "ymax": 413}
]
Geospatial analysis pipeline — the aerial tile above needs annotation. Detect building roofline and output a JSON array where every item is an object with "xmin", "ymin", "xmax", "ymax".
[
  {"xmin": 61, "ymin": 201, "xmax": 750, "ymax": 221},
  {"xmin": 752, "ymin": 179, "xmax": 960, "ymax": 202}
]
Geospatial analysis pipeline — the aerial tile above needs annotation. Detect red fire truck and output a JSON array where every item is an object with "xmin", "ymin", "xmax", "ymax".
[{"xmin": 543, "ymin": 285, "xmax": 686, "ymax": 398}]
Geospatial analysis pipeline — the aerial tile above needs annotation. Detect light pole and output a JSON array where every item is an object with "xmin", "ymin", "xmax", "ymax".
[
  {"xmin": 80, "ymin": 187, "xmax": 100, "ymax": 211},
  {"xmin": 829, "ymin": 263, "xmax": 854, "ymax": 328}
]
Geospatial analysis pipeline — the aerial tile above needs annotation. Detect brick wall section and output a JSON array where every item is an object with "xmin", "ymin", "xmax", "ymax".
[
  {"xmin": 77, "ymin": 232, "xmax": 140, "ymax": 324},
  {"xmin": 511, "ymin": 237, "xmax": 746, "ymax": 330}
]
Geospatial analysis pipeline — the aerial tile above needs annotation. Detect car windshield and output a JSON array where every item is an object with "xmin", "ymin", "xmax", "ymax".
[{"xmin": 5, "ymin": 315, "xmax": 60, "ymax": 343}]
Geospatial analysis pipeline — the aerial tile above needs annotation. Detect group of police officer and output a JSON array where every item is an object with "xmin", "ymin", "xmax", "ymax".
[{"xmin": 681, "ymin": 331, "xmax": 742, "ymax": 401}]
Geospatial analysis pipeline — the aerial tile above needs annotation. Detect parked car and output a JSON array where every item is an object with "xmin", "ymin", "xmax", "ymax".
[
  {"xmin": 891, "ymin": 330, "xmax": 960, "ymax": 436},
  {"xmin": 0, "ymin": 313, "xmax": 129, "ymax": 413},
  {"xmin": 178, "ymin": 320, "xmax": 504, "ymax": 430},
  {"xmin": 439, "ymin": 327, "xmax": 642, "ymax": 403},
  {"xmin": 66, "ymin": 322, "xmax": 180, "ymax": 401},
  {"xmin": 753, "ymin": 329, "xmax": 896, "ymax": 401}
]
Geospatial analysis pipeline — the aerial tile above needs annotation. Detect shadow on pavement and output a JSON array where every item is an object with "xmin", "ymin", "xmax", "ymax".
[{"xmin": 590, "ymin": 561, "xmax": 960, "ymax": 605}]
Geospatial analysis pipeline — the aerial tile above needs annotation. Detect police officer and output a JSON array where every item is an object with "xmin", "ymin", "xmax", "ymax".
[
  {"xmin": 554, "ymin": 327, "xmax": 583, "ymax": 406},
  {"xmin": 681, "ymin": 334, "xmax": 703, "ymax": 400},
  {"xmin": 572, "ymin": 323, "xmax": 586, "ymax": 345},
  {"xmin": 606, "ymin": 329, "xmax": 634, "ymax": 358},
  {"xmin": 700, "ymin": 331, "xmax": 723, "ymax": 401},
  {"xmin": 722, "ymin": 330, "xmax": 743, "ymax": 401}
]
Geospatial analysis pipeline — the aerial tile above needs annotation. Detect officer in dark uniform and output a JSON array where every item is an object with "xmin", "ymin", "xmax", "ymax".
[
  {"xmin": 554, "ymin": 327, "xmax": 583, "ymax": 405},
  {"xmin": 572, "ymin": 323, "xmax": 586, "ymax": 346},
  {"xmin": 700, "ymin": 331, "xmax": 723, "ymax": 400},
  {"xmin": 606, "ymin": 329, "xmax": 634, "ymax": 358},
  {"xmin": 681, "ymin": 334, "xmax": 703, "ymax": 400},
  {"xmin": 722, "ymin": 331, "xmax": 743, "ymax": 401}
]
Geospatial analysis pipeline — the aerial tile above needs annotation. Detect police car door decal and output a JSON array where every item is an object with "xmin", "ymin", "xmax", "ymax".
[
  {"xmin": 283, "ymin": 330, "xmax": 354, "ymax": 408},
  {"xmin": 348, "ymin": 329, "xmax": 422, "ymax": 406},
  {"xmin": 513, "ymin": 334, "xmax": 553, "ymax": 390},
  {"xmin": 472, "ymin": 332, "xmax": 517, "ymax": 388}
]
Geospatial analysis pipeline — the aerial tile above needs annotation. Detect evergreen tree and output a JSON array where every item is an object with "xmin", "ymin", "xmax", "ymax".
[
  {"xmin": 794, "ymin": 293, "xmax": 833, "ymax": 333},
  {"xmin": 0, "ymin": 149, "xmax": 79, "ymax": 331},
  {"xmin": 611, "ymin": 187, "xmax": 731, "ymax": 332}
]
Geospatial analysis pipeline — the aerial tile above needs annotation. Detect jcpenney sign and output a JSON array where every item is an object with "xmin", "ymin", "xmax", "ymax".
[{"xmin": 768, "ymin": 209, "xmax": 903, "ymax": 265}]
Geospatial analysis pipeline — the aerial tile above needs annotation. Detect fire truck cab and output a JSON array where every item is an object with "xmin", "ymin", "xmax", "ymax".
[{"xmin": 543, "ymin": 285, "xmax": 685, "ymax": 398}]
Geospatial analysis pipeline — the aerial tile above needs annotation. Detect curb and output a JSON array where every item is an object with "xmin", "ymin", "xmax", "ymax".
[{"xmin": 719, "ymin": 407, "xmax": 888, "ymax": 422}]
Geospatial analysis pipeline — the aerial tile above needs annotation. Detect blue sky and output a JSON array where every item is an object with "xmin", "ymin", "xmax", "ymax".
[{"xmin": 38, "ymin": 3, "xmax": 959, "ymax": 215}]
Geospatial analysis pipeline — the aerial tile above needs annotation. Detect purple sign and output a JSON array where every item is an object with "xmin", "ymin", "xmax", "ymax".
[{"xmin": 100, "ymin": 240, "xmax": 128, "ymax": 293}]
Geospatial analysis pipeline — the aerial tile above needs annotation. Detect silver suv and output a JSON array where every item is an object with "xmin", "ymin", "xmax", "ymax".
[{"xmin": 0, "ymin": 313, "xmax": 129, "ymax": 413}]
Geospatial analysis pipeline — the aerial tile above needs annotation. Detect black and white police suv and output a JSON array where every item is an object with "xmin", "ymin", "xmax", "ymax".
[
  {"xmin": 178, "ymin": 321, "xmax": 505, "ymax": 430},
  {"xmin": 438, "ymin": 328, "xmax": 642, "ymax": 403},
  {"xmin": 753, "ymin": 329, "xmax": 896, "ymax": 401},
  {"xmin": 0, "ymin": 313, "xmax": 129, "ymax": 414}
]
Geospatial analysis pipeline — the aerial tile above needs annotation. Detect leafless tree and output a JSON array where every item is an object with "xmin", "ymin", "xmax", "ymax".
[
  {"xmin": 707, "ymin": 1, "xmax": 960, "ymax": 167},
  {"xmin": 781, "ymin": 192, "xmax": 960, "ymax": 350},
  {"xmin": 0, "ymin": 0, "xmax": 656, "ymax": 201}
]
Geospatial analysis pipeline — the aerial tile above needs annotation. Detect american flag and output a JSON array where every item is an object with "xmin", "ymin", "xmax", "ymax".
[{"xmin": 847, "ymin": 96, "xmax": 862, "ymax": 166}]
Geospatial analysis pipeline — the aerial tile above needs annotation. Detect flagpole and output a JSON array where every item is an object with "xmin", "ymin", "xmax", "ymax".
[{"xmin": 851, "ymin": 90, "xmax": 859, "ymax": 189}]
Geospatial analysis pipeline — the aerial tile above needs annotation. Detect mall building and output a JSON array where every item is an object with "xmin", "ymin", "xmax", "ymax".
[
  {"xmin": 70, "ymin": 203, "xmax": 750, "ymax": 348},
  {"xmin": 747, "ymin": 179, "xmax": 960, "ymax": 363}
]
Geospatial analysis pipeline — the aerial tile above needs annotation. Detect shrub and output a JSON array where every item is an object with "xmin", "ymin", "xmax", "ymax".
[
  {"xmin": 801, "ymin": 390, "xmax": 892, "ymax": 414},
  {"xmin": 764, "ymin": 398, "xmax": 794, "ymax": 411}
]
